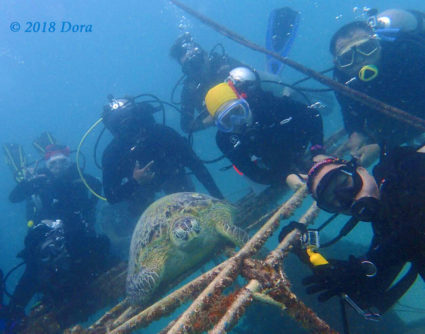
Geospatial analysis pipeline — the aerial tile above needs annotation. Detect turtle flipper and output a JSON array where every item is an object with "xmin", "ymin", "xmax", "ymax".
[
  {"xmin": 126, "ymin": 266, "xmax": 160, "ymax": 306},
  {"xmin": 217, "ymin": 221, "xmax": 249, "ymax": 248}
]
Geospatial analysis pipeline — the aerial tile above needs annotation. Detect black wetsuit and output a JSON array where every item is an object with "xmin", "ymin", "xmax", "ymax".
[
  {"xmin": 7, "ymin": 166, "xmax": 109, "ymax": 317},
  {"xmin": 334, "ymin": 35, "xmax": 425, "ymax": 148},
  {"xmin": 9, "ymin": 165, "xmax": 101, "ymax": 234},
  {"xmin": 216, "ymin": 90, "xmax": 324, "ymax": 185},
  {"xmin": 180, "ymin": 52, "xmax": 242, "ymax": 133},
  {"xmin": 351, "ymin": 147, "xmax": 425, "ymax": 312},
  {"xmin": 102, "ymin": 123, "xmax": 223, "ymax": 216}
]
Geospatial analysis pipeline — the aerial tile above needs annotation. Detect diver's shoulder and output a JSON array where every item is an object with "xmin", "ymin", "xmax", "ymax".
[
  {"xmin": 215, "ymin": 131, "xmax": 238, "ymax": 153},
  {"xmin": 150, "ymin": 123, "xmax": 180, "ymax": 135}
]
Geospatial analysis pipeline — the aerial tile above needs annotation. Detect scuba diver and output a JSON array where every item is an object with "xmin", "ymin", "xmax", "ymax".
[
  {"xmin": 280, "ymin": 144, "xmax": 425, "ymax": 317},
  {"xmin": 9, "ymin": 144, "xmax": 101, "ymax": 230},
  {"xmin": 101, "ymin": 96, "xmax": 224, "ymax": 218},
  {"xmin": 3, "ymin": 144, "xmax": 109, "ymax": 331},
  {"xmin": 330, "ymin": 10, "xmax": 425, "ymax": 166},
  {"xmin": 170, "ymin": 32, "xmax": 243, "ymax": 134},
  {"xmin": 204, "ymin": 66, "xmax": 325, "ymax": 189}
]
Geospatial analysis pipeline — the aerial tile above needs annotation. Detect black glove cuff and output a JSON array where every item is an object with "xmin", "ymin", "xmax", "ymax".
[{"xmin": 278, "ymin": 221, "xmax": 307, "ymax": 243}]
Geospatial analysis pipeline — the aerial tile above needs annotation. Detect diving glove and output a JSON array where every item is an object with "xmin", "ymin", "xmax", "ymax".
[
  {"xmin": 278, "ymin": 221, "xmax": 311, "ymax": 264},
  {"xmin": 302, "ymin": 255, "xmax": 376, "ymax": 302},
  {"xmin": 278, "ymin": 221, "xmax": 307, "ymax": 243}
]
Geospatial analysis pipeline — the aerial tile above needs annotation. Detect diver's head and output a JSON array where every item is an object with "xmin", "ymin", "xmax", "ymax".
[
  {"xmin": 205, "ymin": 82, "xmax": 252, "ymax": 134},
  {"xmin": 330, "ymin": 21, "xmax": 381, "ymax": 78},
  {"xmin": 44, "ymin": 144, "xmax": 71, "ymax": 177},
  {"xmin": 102, "ymin": 98, "xmax": 145, "ymax": 143},
  {"xmin": 227, "ymin": 66, "xmax": 260, "ymax": 96},
  {"xmin": 307, "ymin": 157, "xmax": 380, "ymax": 221},
  {"xmin": 170, "ymin": 32, "xmax": 208, "ymax": 77}
]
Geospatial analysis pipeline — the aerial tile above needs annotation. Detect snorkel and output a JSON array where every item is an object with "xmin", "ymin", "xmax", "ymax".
[{"xmin": 358, "ymin": 64, "xmax": 379, "ymax": 82}]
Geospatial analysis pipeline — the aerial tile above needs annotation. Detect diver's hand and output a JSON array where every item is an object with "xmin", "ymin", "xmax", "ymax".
[
  {"xmin": 353, "ymin": 144, "xmax": 380, "ymax": 167},
  {"xmin": 286, "ymin": 174, "xmax": 306, "ymax": 190},
  {"xmin": 278, "ymin": 221, "xmax": 310, "ymax": 264},
  {"xmin": 26, "ymin": 173, "xmax": 48, "ymax": 190},
  {"xmin": 347, "ymin": 132, "xmax": 368, "ymax": 152},
  {"xmin": 133, "ymin": 160, "xmax": 155, "ymax": 185},
  {"xmin": 278, "ymin": 221, "xmax": 307, "ymax": 243},
  {"xmin": 302, "ymin": 256, "xmax": 375, "ymax": 302}
]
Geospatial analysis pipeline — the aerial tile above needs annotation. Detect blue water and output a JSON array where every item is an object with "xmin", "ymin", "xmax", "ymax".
[{"xmin": 1, "ymin": 1, "xmax": 424, "ymax": 333}]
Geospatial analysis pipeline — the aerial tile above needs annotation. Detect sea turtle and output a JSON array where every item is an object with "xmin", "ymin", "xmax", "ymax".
[{"xmin": 126, "ymin": 192, "xmax": 249, "ymax": 306}]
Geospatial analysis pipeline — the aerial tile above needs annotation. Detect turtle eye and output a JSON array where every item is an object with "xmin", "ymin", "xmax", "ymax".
[
  {"xmin": 173, "ymin": 226, "xmax": 188, "ymax": 240},
  {"xmin": 173, "ymin": 217, "xmax": 200, "ymax": 240}
]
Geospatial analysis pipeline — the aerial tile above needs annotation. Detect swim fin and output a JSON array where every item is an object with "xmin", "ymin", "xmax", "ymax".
[
  {"xmin": 2, "ymin": 143, "xmax": 27, "ymax": 183},
  {"xmin": 32, "ymin": 131, "xmax": 56, "ymax": 154},
  {"xmin": 266, "ymin": 7, "xmax": 300, "ymax": 75}
]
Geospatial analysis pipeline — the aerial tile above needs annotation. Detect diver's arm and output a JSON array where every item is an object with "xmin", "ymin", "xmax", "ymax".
[
  {"xmin": 9, "ymin": 181, "xmax": 33, "ymax": 203},
  {"xmin": 216, "ymin": 134, "xmax": 276, "ymax": 185},
  {"xmin": 358, "ymin": 233, "xmax": 414, "ymax": 313},
  {"xmin": 347, "ymin": 132, "xmax": 380, "ymax": 167},
  {"xmin": 8, "ymin": 176, "xmax": 47, "ymax": 203}
]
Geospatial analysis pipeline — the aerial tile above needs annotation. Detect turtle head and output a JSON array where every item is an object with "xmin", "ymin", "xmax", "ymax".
[{"xmin": 170, "ymin": 216, "xmax": 201, "ymax": 249}]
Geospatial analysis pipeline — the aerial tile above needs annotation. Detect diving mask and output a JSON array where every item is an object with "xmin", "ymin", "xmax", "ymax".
[
  {"xmin": 314, "ymin": 161, "xmax": 363, "ymax": 213},
  {"xmin": 46, "ymin": 154, "xmax": 71, "ymax": 176},
  {"xmin": 336, "ymin": 37, "xmax": 380, "ymax": 68},
  {"xmin": 215, "ymin": 99, "xmax": 252, "ymax": 133}
]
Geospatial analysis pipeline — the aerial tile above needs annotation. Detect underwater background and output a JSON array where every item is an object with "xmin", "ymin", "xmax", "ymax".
[{"xmin": 1, "ymin": 0, "xmax": 425, "ymax": 333}]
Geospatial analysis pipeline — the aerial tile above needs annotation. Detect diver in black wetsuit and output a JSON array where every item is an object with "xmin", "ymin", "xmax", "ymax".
[
  {"xmin": 4, "ymin": 145, "xmax": 109, "ymax": 330},
  {"xmin": 101, "ymin": 97, "xmax": 223, "ymax": 218},
  {"xmin": 293, "ymin": 145, "xmax": 425, "ymax": 314},
  {"xmin": 204, "ymin": 67, "xmax": 324, "ymax": 188},
  {"xmin": 330, "ymin": 13, "xmax": 425, "ymax": 166},
  {"xmin": 9, "ymin": 145, "xmax": 101, "ymax": 230},
  {"xmin": 170, "ymin": 32, "xmax": 243, "ymax": 134}
]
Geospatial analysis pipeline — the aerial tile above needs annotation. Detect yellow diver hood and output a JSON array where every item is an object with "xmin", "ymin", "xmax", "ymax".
[{"xmin": 205, "ymin": 82, "xmax": 238, "ymax": 118}]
